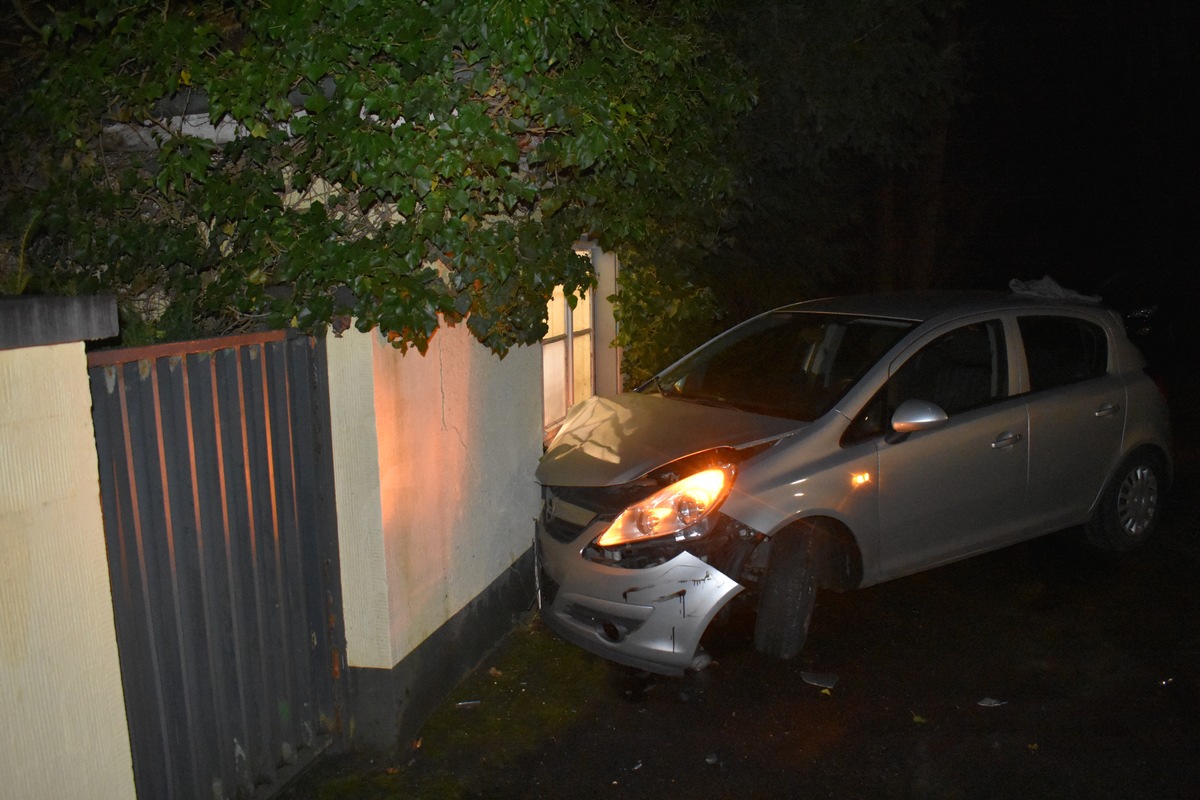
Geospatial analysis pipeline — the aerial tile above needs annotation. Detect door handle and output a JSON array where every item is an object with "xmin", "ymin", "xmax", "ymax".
[
  {"xmin": 991, "ymin": 432, "xmax": 1023, "ymax": 450},
  {"xmin": 1095, "ymin": 403, "xmax": 1120, "ymax": 418}
]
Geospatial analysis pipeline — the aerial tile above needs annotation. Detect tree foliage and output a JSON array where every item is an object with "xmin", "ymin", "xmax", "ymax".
[
  {"xmin": 610, "ymin": 260, "xmax": 721, "ymax": 389},
  {"xmin": 705, "ymin": 0, "xmax": 967, "ymax": 318},
  {"xmin": 0, "ymin": 0, "xmax": 752, "ymax": 352}
]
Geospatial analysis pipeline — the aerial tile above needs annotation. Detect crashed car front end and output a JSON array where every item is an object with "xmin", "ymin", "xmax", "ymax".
[
  {"xmin": 536, "ymin": 449, "xmax": 770, "ymax": 675},
  {"xmin": 533, "ymin": 307, "xmax": 909, "ymax": 674}
]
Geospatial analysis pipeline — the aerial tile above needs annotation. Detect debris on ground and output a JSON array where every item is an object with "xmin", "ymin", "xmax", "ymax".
[{"xmin": 801, "ymin": 672, "xmax": 839, "ymax": 689}]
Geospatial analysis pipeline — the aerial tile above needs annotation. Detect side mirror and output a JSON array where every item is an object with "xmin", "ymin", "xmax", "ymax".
[{"xmin": 890, "ymin": 399, "xmax": 949, "ymax": 436}]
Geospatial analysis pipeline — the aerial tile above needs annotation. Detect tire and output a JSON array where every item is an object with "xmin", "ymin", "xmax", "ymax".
[
  {"xmin": 754, "ymin": 530, "xmax": 821, "ymax": 660},
  {"xmin": 1086, "ymin": 450, "xmax": 1165, "ymax": 552}
]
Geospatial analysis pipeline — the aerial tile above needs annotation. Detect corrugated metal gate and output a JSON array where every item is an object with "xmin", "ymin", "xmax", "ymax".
[{"xmin": 88, "ymin": 330, "xmax": 346, "ymax": 800}]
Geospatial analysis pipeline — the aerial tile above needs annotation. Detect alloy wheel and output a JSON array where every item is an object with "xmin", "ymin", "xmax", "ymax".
[{"xmin": 1117, "ymin": 464, "xmax": 1159, "ymax": 537}]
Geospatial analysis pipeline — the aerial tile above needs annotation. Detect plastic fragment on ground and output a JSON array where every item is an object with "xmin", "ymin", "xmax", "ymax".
[{"xmin": 801, "ymin": 672, "xmax": 838, "ymax": 689}]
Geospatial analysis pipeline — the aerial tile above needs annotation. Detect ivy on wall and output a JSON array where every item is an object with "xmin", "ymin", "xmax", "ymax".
[{"xmin": 0, "ymin": 0, "xmax": 752, "ymax": 353}]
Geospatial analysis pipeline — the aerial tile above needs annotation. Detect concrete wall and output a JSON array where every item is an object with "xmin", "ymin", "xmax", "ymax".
[
  {"xmin": 0, "ymin": 342, "xmax": 136, "ymax": 800},
  {"xmin": 325, "ymin": 329, "xmax": 393, "ymax": 669},
  {"xmin": 0, "ymin": 289, "xmax": 551, "ymax": 779},
  {"xmin": 325, "ymin": 323, "xmax": 543, "ymax": 742},
  {"xmin": 371, "ymin": 324, "xmax": 542, "ymax": 664}
]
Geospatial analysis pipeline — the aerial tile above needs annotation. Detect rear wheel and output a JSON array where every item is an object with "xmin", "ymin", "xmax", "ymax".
[
  {"xmin": 1086, "ymin": 450, "xmax": 1165, "ymax": 552},
  {"xmin": 754, "ymin": 529, "xmax": 821, "ymax": 659}
]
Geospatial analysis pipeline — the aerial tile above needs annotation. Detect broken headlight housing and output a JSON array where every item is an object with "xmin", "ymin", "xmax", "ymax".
[{"xmin": 594, "ymin": 466, "xmax": 735, "ymax": 548}]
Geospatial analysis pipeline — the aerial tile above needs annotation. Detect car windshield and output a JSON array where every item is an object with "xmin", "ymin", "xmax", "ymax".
[{"xmin": 649, "ymin": 311, "xmax": 915, "ymax": 421}]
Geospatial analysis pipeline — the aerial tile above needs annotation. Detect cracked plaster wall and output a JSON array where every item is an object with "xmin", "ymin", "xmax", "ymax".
[{"xmin": 327, "ymin": 324, "xmax": 542, "ymax": 669}]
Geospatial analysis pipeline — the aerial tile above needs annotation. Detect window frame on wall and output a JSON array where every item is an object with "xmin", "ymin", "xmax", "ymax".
[{"xmin": 542, "ymin": 249, "xmax": 596, "ymax": 435}]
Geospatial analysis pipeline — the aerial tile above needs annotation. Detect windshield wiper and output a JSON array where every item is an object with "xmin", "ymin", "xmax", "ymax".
[{"xmin": 673, "ymin": 393, "xmax": 733, "ymax": 409}]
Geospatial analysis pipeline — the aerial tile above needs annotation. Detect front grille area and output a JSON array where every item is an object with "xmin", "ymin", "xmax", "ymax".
[
  {"xmin": 547, "ymin": 482, "xmax": 657, "ymax": 516},
  {"xmin": 541, "ymin": 504, "xmax": 592, "ymax": 544},
  {"xmin": 541, "ymin": 483, "xmax": 638, "ymax": 543},
  {"xmin": 538, "ymin": 564, "xmax": 560, "ymax": 605},
  {"xmin": 541, "ymin": 483, "xmax": 766, "ymax": 577},
  {"xmin": 585, "ymin": 513, "xmax": 763, "ymax": 572},
  {"xmin": 540, "ymin": 445, "xmax": 779, "ymax": 545}
]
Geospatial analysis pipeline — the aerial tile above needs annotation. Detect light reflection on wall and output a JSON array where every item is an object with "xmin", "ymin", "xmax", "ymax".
[{"xmin": 372, "ymin": 324, "xmax": 542, "ymax": 666}]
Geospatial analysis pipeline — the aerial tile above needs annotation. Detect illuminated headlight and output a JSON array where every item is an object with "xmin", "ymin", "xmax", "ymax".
[{"xmin": 595, "ymin": 467, "xmax": 734, "ymax": 548}]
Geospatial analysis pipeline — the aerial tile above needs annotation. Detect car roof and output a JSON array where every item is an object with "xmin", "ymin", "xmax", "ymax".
[{"xmin": 774, "ymin": 290, "xmax": 1110, "ymax": 324}]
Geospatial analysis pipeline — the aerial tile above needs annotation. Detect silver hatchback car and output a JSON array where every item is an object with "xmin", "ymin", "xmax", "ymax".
[{"xmin": 535, "ymin": 291, "xmax": 1172, "ymax": 675}]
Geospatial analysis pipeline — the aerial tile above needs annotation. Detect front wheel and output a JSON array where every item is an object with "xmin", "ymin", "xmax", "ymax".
[
  {"xmin": 753, "ymin": 530, "xmax": 821, "ymax": 660},
  {"xmin": 1086, "ymin": 450, "xmax": 1165, "ymax": 552}
]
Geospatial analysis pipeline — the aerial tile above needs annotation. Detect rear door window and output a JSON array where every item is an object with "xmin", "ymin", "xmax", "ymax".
[{"xmin": 1018, "ymin": 316, "xmax": 1108, "ymax": 391}]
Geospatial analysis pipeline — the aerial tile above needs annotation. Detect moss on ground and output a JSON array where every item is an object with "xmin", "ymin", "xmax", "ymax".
[{"xmin": 285, "ymin": 616, "xmax": 614, "ymax": 799}]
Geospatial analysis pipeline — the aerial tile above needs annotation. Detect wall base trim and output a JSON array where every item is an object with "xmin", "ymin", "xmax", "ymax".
[{"xmin": 346, "ymin": 547, "xmax": 536, "ymax": 749}]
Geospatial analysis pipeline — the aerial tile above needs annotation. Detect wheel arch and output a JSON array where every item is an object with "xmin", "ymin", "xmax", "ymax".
[
  {"xmin": 1086, "ymin": 442, "xmax": 1170, "ymax": 551},
  {"xmin": 1092, "ymin": 441, "xmax": 1173, "ymax": 515},
  {"xmin": 759, "ymin": 516, "xmax": 864, "ymax": 592},
  {"xmin": 1126, "ymin": 441, "xmax": 1173, "ymax": 489}
]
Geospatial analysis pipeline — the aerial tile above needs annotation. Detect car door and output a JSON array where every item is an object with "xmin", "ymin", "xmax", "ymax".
[
  {"xmin": 867, "ymin": 318, "xmax": 1031, "ymax": 578},
  {"xmin": 1018, "ymin": 314, "xmax": 1126, "ymax": 530}
]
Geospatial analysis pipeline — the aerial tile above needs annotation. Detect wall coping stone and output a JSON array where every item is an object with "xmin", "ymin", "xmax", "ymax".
[{"xmin": 0, "ymin": 295, "xmax": 118, "ymax": 350}]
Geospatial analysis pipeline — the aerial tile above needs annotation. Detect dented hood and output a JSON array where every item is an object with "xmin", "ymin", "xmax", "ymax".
[{"xmin": 537, "ymin": 392, "xmax": 804, "ymax": 487}]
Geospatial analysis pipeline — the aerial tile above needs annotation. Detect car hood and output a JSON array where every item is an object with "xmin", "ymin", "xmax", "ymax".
[{"xmin": 537, "ymin": 392, "xmax": 805, "ymax": 487}]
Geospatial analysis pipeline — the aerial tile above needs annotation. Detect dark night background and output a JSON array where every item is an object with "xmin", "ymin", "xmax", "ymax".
[
  {"xmin": 707, "ymin": 0, "xmax": 1200, "ymax": 371},
  {"xmin": 955, "ymin": 1, "xmax": 1198, "ymax": 300}
]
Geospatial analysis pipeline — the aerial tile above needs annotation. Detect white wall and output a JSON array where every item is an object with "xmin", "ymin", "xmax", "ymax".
[
  {"xmin": 325, "ymin": 330, "xmax": 393, "ymax": 669},
  {"xmin": 0, "ymin": 343, "xmax": 136, "ymax": 800},
  {"xmin": 326, "ymin": 324, "xmax": 543, "ymax": 668}
]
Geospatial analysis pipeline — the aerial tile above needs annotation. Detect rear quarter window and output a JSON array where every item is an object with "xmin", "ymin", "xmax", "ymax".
[{"xmin": 1018, "ymin": 315, "xmax": 1109, "ymax": 391}]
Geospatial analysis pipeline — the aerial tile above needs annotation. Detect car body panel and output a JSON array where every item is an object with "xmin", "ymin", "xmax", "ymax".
[
  {"xmin": 1120, "ymin": 375, "xmax": 1174, "ymax": 483},
  {"xmin": 876, "ymin": 398, "xmax": 1030, "ymax": 578},
  {"xmin": 538, "ymin": 538, "xmax": 743, "ymax": 676},
  {"xmin": 1024, "ymin": 378, "xmax": 1127, "ymax": 528},
  {"xmin": 538, "ymin": 393, "xmax": 804, "ymax": 488},
  {"xmin": 719, "ymin": 423, "xmax": 881, "ymax": 564},
  {"xmin": 535, "ymin": 291, "xmax": 1173, "ymax": 675}
]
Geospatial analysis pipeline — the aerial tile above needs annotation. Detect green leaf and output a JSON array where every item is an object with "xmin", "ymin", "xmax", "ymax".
[{"xmin": 6, "ymin": 0, "xmax": 760, "ymax": 358}]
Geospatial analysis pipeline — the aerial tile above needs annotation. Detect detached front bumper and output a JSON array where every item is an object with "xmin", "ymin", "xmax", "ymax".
[{"xmin": 536, "ymin": 516, "xmax": 744, "ymax": 676}]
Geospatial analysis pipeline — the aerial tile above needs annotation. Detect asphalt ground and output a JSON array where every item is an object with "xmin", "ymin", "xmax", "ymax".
[{"xmin": 283, "ymin": 370, "xmax": 1200, "ymax": 800}]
